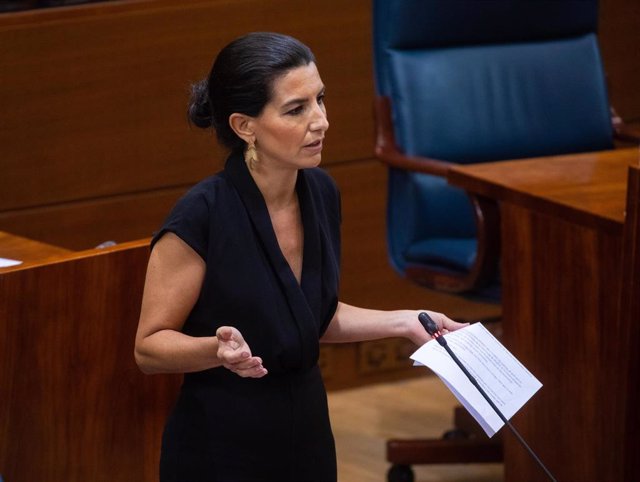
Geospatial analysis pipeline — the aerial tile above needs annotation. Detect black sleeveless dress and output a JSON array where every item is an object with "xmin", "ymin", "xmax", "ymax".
[{"xmin": 151, "ymin": 152, "xmax": 341, "ymax": 482}]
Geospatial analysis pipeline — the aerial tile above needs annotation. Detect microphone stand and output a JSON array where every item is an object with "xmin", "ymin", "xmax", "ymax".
[{"xmin": 418, "ymin": 312, "xmax": 557, "ymax": 482}]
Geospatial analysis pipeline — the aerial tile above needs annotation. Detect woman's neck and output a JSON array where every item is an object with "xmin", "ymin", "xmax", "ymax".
[{"xmin": 250, "ymin": 164, "xmax": 299, "ymax": 211}]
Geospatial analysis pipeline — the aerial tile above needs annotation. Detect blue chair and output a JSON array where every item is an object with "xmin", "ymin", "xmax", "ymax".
[
  {"xmin": 373, "ymin": 0, "xmax": 619, "ymax": 299},
  {"xmin": 373, "ymin": 1, "xmax": 635, "ymax": 480}
]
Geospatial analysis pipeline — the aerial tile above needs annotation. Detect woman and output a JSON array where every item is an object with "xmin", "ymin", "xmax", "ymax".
[{"xmin": 134, "ymin": 32, "xmax": 466, "ymax": 482}]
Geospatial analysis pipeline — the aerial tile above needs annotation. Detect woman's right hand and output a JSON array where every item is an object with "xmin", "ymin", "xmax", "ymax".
[{"xmin": 216, "ymin": 326, "xmax": 268, "ymax": 378}]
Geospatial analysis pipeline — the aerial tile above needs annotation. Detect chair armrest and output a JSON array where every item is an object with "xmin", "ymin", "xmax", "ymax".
[
  {"xmin": 404, "ymin": 193, "xmax": 500, "ymax": 293},
  {"xmin": 611, "ymin": 107, "xmax": 640, "ymax": 144},
  {"xmin": 374, "ymin": 96, "xmax": 451, "ymax": 177}
]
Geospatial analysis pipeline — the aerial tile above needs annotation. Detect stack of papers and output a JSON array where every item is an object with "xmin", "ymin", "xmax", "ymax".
[{"xmin": 411, "ymin": 323, "xmax": 542, "ymax": 437}]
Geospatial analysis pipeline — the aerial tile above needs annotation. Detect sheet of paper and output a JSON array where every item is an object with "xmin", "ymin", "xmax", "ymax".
[
  {"xmin": 0, "ymin": 257, "xmax": 22, "ymax": 268},
  {"xmin": 411, "ymin": 323, "xmax": 542, "ymax": 437}
]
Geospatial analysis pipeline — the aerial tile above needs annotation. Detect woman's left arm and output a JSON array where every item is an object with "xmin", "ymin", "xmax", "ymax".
[{"xmin": 320, "ymin": 301, "xmax": 468, "ymax": 346}]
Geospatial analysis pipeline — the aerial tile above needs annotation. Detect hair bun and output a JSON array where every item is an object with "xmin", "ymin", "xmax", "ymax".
[{"xmin": 188, "ymin": 79, "xmax": 215, "ymax": 129}]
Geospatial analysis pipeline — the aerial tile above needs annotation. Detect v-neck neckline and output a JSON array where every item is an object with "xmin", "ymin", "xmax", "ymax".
[
  {"xmin": 264, "ymin": 188, "xmax": 304, "ymax": 287},
  {"xmin": 224, "ymin": 152, "xmax": 321, "ymax": 301}
]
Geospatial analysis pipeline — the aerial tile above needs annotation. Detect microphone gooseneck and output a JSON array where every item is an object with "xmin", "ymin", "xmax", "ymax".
[{"xmin": 418, "ymin": 312, "xmax": 557, "ymax": 482}]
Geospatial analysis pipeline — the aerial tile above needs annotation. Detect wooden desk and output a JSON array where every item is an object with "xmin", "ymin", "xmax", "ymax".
[
  {"xmin": 0, "ymin": 231, "xmax": 72, "ymax": 270},
  {"xmin": 0, "ymin": 239, "xmax": 183, "ymax": 482},
  {"xmin": 448, "ymin": 148, "xmax": 639, "ymax": 482},
  {"xmin": 620, "ymin": 163, "xmax": 640, "ymax": 482}
]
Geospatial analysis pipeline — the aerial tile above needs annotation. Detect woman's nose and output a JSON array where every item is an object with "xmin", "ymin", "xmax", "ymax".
[{"xmin": 310, "ymin": 104, "xmax": 329, "ymax": 132}]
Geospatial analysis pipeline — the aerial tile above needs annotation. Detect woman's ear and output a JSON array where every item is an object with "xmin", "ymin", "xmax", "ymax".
[{"xmin": 229, "ymin": 113, "xmax": 254, "ymax": 145}]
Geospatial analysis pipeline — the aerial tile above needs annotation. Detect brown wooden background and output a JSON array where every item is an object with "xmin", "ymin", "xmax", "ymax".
[
  {"xmin": 0, "ymin": 0, "xmax": 375, "ymax": 249},
  {"xmin": 0, "ymin": 0, "xmax": 638, "ymax": 253},
  {"xmin": 0, "ymin": 1, "xmax": 639, "ymax": 480}
]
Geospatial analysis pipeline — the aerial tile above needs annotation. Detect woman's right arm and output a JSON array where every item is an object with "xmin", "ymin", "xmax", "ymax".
[{"xmin": 134, "ymin": 232, "xmax": 266, "ymax": 377}]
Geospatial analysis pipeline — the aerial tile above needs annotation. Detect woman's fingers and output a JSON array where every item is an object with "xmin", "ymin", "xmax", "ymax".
[
  {"xmin": 237, "ymin": 365, "xmax": 268, "ymax": 378},
  {"xmin": 430, "ymin": 311, "xmax": 469, "ymax": 333},
  {"xmin": 216, "ymin": 326, "xmax": 249, "ymax": 361},
  {"xmin": 224, "ymin": 356, "xmax": 268, "ymax": 378},
  {"xmin": 216, "ymin": 326, "xmax": 243, "ymax": 348},
  {"xmin": 219, "ymin": 346, "xmax": 250, "ymax": 364},
  {"xmin": 216, "ymin": 326, "xmax": 233, "ymax": 341},
  {"xmin": 216, "ymin": 326, "xmax": 267, "ymax": 378},
  {"xmin": 224, "ymin": 356, "xmax": 262, "ymax": 371}
]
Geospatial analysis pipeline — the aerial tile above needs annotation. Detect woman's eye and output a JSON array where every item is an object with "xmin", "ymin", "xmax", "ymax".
[
  {"xmin": 286, "ymin": 105, "xmax": 304, "ymax": 116},
  {"xmin": 317, "ymin": 94, "xmax": 325, "ymax": 105}
]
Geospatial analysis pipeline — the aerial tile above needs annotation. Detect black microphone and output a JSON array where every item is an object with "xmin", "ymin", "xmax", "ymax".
[{"xmin": 418, "ymin": 312, "xmax": 557, "ymax": 482}]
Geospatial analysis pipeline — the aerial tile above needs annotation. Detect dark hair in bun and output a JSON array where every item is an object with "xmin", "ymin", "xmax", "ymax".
[{"xmin": 188, "ymin": 32, "xmax": 316, "ymax": 151}]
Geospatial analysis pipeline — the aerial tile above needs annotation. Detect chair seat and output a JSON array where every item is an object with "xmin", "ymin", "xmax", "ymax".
[{"xmin": 405, "ymin": 238, "xmax": 477, "ymax": 272}]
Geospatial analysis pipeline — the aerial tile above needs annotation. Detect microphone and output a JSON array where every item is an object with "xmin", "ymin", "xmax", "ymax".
[{"xmin": 418, "ymin": 312, "xmax": 557, "ymax": 482}]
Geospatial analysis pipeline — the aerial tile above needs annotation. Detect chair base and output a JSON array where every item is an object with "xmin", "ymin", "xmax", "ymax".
[
  {"xmin": 387, "ymin": 436, "xmax": 503, "ymax": 465},
  {"xmin": 386, "ymin": 407, "xmax": 503, "ymax": 481}
]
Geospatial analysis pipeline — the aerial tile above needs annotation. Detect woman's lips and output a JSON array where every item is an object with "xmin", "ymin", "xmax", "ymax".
[{"xmin": 303, "ymin": 139, "xmax": 323, "ymax": 153}]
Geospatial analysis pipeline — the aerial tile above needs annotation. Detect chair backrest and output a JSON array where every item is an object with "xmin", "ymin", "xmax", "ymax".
[
  {"xmin": 373, "ymin": 0, "xmax": 613, "ymax": 161},
  {"xmin": 373, "ymin": 0, "xmax": 614, "ymax": 279}
]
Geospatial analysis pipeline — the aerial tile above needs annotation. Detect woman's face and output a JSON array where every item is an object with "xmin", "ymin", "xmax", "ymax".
[{"xmin": 250, "ymin": 62, "xmax": 329, "ymax": 171}]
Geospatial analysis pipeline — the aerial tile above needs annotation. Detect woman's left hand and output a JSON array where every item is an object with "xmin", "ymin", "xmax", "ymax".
[{"xmin": 407, "ymin": 310, "xmax": 468, "ymax": 346}]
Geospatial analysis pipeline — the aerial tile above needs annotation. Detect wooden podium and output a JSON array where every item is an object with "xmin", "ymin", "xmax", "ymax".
[
  {"xmin": 0, "ymin": 237, "xmax": 182, "ymax": 482},
  {"xmin": 448, "ymin": 148, "xmax": 640, "ymax": 482}
]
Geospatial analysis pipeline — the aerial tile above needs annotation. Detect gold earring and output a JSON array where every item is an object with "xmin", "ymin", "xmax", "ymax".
[{"xmin": 245, "ymin": 142, "xmax": 258, "ymax": 170}]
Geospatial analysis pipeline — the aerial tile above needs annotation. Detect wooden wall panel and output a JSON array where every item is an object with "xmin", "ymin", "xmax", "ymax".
[
  {"xmin": 600, "ymin": 0, "xmax": 640, "ymax": 120},
  {"xmin": 0, "ymin": 185, "xmax": 189, "ymax": 250},
  {"xmin": 0, "ymin": 0, "xmax": 374, "ymax": 212}
]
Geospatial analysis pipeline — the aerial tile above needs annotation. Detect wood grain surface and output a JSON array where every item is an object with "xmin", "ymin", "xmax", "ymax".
[
  {"xmin": 449, "ymin": 147, "xmax": 639, "ymax": 481},
  {"xmin": 0, "ymin": 241, "xmax": 182, "ymax": 482}
]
